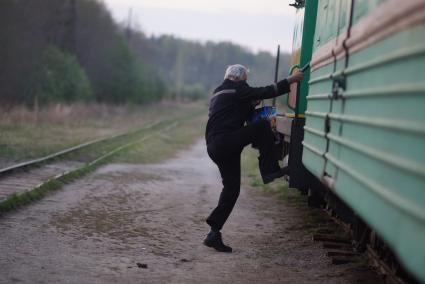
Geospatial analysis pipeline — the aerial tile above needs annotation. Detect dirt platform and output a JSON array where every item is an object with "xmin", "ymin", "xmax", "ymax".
[{"xmin": 0, "ymin": 140, "xmax": 381, "ymax": 283}]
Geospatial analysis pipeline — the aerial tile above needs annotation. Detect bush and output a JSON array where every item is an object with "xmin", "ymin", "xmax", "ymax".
[
  {"xmin": 29, "ymin": 46, "xmax": 93, "ymax": 105},
  {"xmin": 180, "ymin": 84, "xmax": 206, "ymax": 101},
  {"xmin": 90, "ymin": 38, "xmax": 168, "ymax": 105}
]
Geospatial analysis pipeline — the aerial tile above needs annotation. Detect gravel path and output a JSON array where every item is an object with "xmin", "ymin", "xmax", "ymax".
[{"xmin": 0, "ymin": 140, "xmax": 381, "ymax": 283}]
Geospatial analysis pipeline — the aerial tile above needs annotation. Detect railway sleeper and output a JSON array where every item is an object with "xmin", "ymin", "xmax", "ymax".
[
  {"xmin": 322, "ymin": 242, "xmax": 353, "ymax": 250},
  {"xmin": 307, "ymin": 175, "xmax": 420, "ymax": 283},
  {"xmin": 331, "ymin": 256, "xmax": 361, "ymax": 265}
]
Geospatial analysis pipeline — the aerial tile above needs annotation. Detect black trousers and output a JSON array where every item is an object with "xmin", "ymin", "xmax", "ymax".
[{"xmin": 206, "ymin": 119, "xmax": 280, "ymax": 231}]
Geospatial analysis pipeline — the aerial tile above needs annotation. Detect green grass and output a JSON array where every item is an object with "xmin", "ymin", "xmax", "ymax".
[
  {"xmin": 240, "ymin": 145, "xmax": 344, "ymax": 235},
  {"xmin": 0, "ymin": 105, "xmax": 207, "ymax": 214},
  {"xmin": 0, "ymin": 156, "xmax": 100, "ymax": 213},
  {"xmin": 0, "ymin": 101, "xmax": 205, "ymax": 168},
  {"xmin": 241, "ymin": 146, "xmax": 300, "ymax": 201},
  {"xmin": 114, "ymin": 111, "xmax": 208, "ymax": 164},
  {"xmin": 0, "ymin": 175, "xmax": 75, "ymax": 212}
]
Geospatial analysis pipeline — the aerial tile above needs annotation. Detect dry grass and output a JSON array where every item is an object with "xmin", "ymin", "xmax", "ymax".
[
  {"xmin": 0, "ymin": 108, "xmax": 207, "ymax": 213},
  {"xmin": 114, "ymin": 112, "xmax": 208, "ymax": 164},
  {"xmin": 0, "ymin": 100, "xmax": 207, "ymax": 168},
  {"xmin": 241, "ymin": 146, "xmax": 295, "ymax": 199},
  {"xmin": 240, "ymin": 146, "xmax": 347, "ymax": 236}
]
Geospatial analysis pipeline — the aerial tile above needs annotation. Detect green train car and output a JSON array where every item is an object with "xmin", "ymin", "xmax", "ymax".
[{"xmin": 276, "ymin": 0, "xmax": 425, "ymax": 282}]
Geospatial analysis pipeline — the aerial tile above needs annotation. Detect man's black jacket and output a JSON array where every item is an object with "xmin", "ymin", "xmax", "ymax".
[{"xmin": 205, "ymin": 78, "xmax": 290, "ymax": 144}]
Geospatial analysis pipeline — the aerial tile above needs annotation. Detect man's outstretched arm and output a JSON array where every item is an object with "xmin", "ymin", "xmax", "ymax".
[{"xmin": 238, "ymin": 71, "xmax": 304, "ymax": 101}]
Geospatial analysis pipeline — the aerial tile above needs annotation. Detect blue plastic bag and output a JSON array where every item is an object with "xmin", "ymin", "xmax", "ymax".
[{"xmin": 247, "ymin": 106, "xmax": 277, "ymax": 124}]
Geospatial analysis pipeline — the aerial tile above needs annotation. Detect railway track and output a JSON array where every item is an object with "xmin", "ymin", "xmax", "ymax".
[
  {"xmin": 311, "ymin": 202, "xmax": 417, "ymax": 284},
  {"xmin": 0, "ymin": 118, "xmax": 182, "ymax": 213}
]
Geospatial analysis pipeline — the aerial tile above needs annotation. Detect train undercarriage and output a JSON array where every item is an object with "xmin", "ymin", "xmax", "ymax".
[{"xmin": 276, "ymin": 118, "xmax": 419, "ymax": 284}]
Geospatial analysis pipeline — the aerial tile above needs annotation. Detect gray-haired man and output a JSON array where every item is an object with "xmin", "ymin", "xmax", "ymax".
[{"xmin": 204, "ymin": 64, "xmax": 304, "ymax": 252}]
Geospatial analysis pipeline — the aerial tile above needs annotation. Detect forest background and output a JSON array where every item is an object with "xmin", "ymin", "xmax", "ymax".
[{"xmin": 0, "ymin": 0, "xmax": 291, "ymax": 107}]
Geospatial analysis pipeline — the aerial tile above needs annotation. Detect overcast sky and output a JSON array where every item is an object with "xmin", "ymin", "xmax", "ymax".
[{"xmin": 102, "ymin": 0, "xmax": 297, "ymax": 54}]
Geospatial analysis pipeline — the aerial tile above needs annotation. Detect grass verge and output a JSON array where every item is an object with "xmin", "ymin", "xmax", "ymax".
[
  {"xmin": 241, "ymin": 146, "xmax": 301, "ymax": 202},
  {"xmin": 0, "ymin": 101, "xmax": 205, "ymax": 168},
  {"xmin": 114, "ymin": 111, "xmax": 207, "ymax": 164},
  {"xmin": 240, "ymin": 146, "xmax": 346, "ymax": 236},
  {"xmin": 0, "ymin": 108, "xmax": 207, "ymax": 214}
]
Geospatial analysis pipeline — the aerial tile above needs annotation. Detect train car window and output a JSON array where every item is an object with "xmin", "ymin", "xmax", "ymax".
[
  {"xmin": 313, "ymin": 0, "xmax": 345, "ymax": 51},
  {"xmin": 338, "ymin": 0, "xmax": 351, "ymax": 34},
  {"xmin": 352, "ymin": 0, "xmax": 387, "ymax": 25},
  {"xmin": 313, "ymin": 0, "xmax": 331, "ymax": 52},
  {"xmin": 324, "ymin": 0, "xmax": 338, "ymax": 43}
]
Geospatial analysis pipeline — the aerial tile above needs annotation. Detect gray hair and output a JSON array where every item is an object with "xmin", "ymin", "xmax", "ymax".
[{"xmin": 224, "ymin": 64, "xmax": 249, "ymax": 81}]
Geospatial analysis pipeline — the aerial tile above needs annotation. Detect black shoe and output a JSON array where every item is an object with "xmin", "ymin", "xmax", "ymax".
[
  {"xmin": 262, "ymin": 166, "xmax": 290, "ymax": 184},
  {"xmin": 203, "ymin": 231, "xmax": 232, "ymax": 253}
]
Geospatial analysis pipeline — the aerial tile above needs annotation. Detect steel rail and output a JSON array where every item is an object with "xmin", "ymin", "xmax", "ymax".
[
  {"xmin": 0, "ymin": 120, "xmax": 181, "ymax": 209},
  {"xmin": 0, "ymin": 120, "xmax": 163, "ymax": 178}
]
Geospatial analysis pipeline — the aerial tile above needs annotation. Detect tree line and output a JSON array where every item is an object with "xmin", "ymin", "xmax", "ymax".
[
  {"xmin": 0, "ymin": 0, "xmax": 290, "ymax": 106},
  {"xmin": 135, "ymin": 35, "xmax": 291, "ymax": 100}
]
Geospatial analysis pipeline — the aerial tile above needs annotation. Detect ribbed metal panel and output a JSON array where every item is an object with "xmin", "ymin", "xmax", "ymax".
[{"xmin": 303, "ymin": 1, "xmax": 425, "ymax": 281}]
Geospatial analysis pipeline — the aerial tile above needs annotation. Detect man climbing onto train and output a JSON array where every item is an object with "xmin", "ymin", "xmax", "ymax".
[{"xmin": 204, "ymin": 64, "xmax": 304, "ymax": 252}]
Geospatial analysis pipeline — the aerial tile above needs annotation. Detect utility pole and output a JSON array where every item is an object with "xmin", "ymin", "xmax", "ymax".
[
  {"xmin": 63, "ymin": 0, "xmax": 77, "ymax": 53},
  {"xmin": 175, "ymin": 46, "xmax": 184, "ymax": 101},
  {"xmin": 126, "ymin": 8, "xmax": 133, "ymax": 42},
  {"xmin": 70, "ymin": 0, "xmax": 76, "ymax": 53},
  {"xmin": 272, "ymin": 44, "xmax": 280, "ymax": 106}
]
